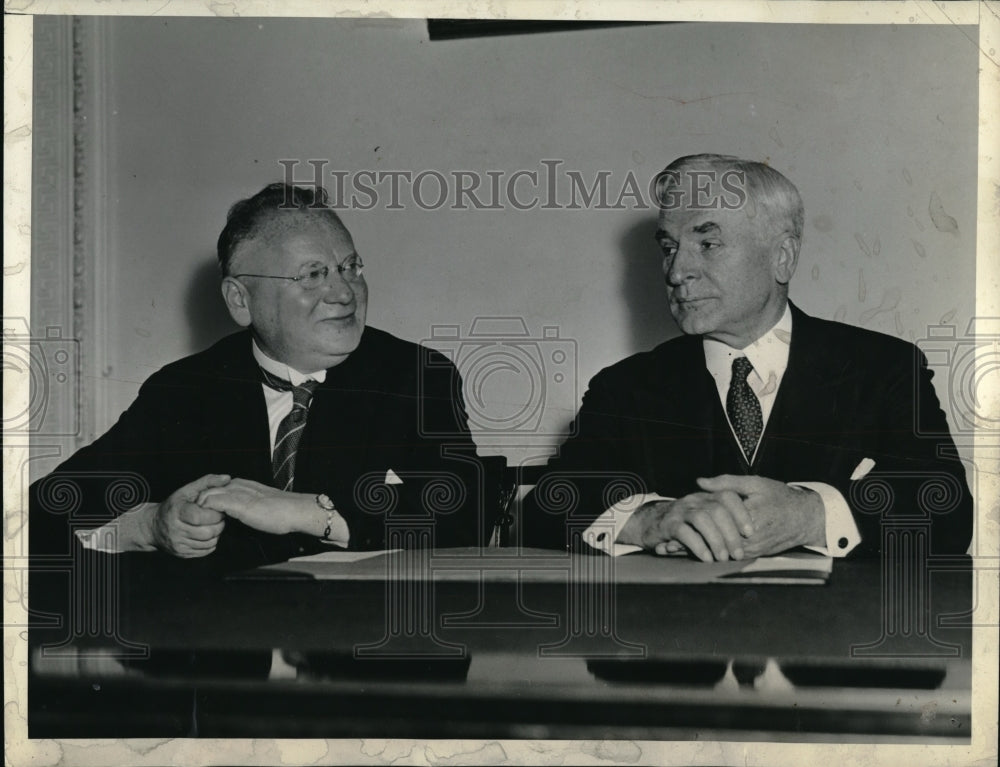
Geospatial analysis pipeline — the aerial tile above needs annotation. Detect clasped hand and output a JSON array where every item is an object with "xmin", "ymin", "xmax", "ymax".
[
  {"xmin": 148, "ymin": 474, "xmax": 230, "ymax": 558},
  {"xmin": 150, "ymin": 475, "xmax": 316, "ymax": 557},
  {"xmin": 621, "ymin": 475, "xmax": 824, "ymax": 561},
  {"xmin": 195, "ymin": 478, "xmax": 312, "ymax": 535}
]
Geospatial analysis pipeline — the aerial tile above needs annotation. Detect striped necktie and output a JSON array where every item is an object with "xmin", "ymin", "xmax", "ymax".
[
  {"xmin": 726, "ymin": 356, "xmax": 763, "ymax": 462},
  {"xmin": 261, "ymin": 368, "xmax": 320, "ymax": 491}
]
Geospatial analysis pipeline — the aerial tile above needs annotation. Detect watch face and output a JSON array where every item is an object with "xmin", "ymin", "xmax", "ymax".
[{"xmin": 316, "ymin": 493, "xmax": 335, "ymax": 510}]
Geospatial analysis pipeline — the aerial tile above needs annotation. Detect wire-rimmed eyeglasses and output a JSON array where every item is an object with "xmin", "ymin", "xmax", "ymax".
[{"xmin": 233, "ymin": 255, "xmax": 364, "ymax": 290}]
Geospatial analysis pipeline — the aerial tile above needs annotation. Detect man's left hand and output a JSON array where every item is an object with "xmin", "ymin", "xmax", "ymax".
[
  {"xmin": 694, "ymin": 475, "xmax": 825, "ymax": 557},
  {"xmin": 196, "ymin": 479, "xmax": 316, "ymax": 536}
]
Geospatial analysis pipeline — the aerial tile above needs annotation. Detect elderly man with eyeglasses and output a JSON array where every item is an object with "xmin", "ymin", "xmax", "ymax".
[{"xmin": 30, "ymin": 183, "xmax": 483, "ymax": 573}]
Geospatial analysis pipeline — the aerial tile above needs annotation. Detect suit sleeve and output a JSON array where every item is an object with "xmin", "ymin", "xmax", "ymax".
[
  {"xmin": 336, "ymin": 348, "xmax": 487, "ymax": 551},
  {"xmin": 839, "ymin": 346, "xmax": 973, "ymax": 556},
  {"xmin": 521, "ymin": 370, "xmax": 652, "ymax": 551},
  {"xmin": 29, "ymin": 374, "xmax": 178, "ymax": 560}
]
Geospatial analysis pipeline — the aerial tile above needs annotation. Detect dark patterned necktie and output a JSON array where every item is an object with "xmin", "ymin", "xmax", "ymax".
[
  {"xmin": 261, "ymin": 368, "xmax": 320, "ymax": 491},
  {"xmin": 726, "ymin": 356, "xmax": 763, "ymax": 461}
]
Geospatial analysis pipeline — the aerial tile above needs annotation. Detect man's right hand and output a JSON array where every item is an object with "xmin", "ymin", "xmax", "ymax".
[
  {"xmin": 145, "ymin": 474, "xmax": 230, "ymax": 558},
  {"xmin": 618, "ymin": 491, "xmax": 754, "ymax": 561}
]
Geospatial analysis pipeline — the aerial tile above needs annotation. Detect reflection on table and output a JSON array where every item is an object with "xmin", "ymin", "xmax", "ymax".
[{"xmin": 28, "ymin": 547, "xmax": 972, "ymax": 741}]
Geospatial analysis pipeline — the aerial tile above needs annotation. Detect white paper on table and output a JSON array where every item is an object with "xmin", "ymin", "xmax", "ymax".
[
  {"xmin": 737, "ymin": 554, "xmax": 833, "ymax": 575},
  {"xmin": 287, "ymin": 549, "xmax": 402, "ymax": 564},
  {"xmin": 250, "ymin": 548, "xmax": 832, "ymax": 585}
]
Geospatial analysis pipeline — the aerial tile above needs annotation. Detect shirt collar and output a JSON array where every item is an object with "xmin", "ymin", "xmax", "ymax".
[
  {"xmin": 703, "ymin": 303, "xmax": 793, "ymax": 384},
  {"xmin": 252, "ymin": 339, "xmax": 327, "ymax": 385}
]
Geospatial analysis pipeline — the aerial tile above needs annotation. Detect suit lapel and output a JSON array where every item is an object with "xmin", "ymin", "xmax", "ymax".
[
  {"xmin": 754, "ymin": 304, "xmax": 855, "ymax": 478},
  {"xmin": 295, "ymin": 329, "xmax": 383, "ymax": 491},
  {"xmin": 211, "ymin": 334, "xmax": 274, "ymax": 483},
  {"xmin": 641, "ymin": 337, "xmax": 737, "ymax": 493}
]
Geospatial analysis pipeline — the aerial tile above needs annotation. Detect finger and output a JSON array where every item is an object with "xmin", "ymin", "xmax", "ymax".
[
  {"xmin": 195, "ymin": 487, "xmax": 231, "ymax": 505},
  {"xmin": 165, "ymin": 522, "xmax": 221, "ymax": 550},
  {"xmin": 226, "ymin": 478, "xmax": 269, "ymax": 492},
  {"xmin": 713, "ymin": 490, "xmax": 755, "ymax": 537},
  {"xmin": 177, "ymin": 535, "xmax": 219, "ymax": 551},
  {"xmin": 676, "ymin": 491, "xmax": 711, "ymax": 503},
  {"xmin": 696, "ymin": 474, "xmax": 759, "ymax": 497},
  {"xmin": 651, "ymin": 539, "xmax": 686, "ymax": 556},
  {"xmin": 686, "ymin": 509, "xmax": 731, "ymax": 561},
  {"xmin": 197, "ymin": 493, "xmax": 250, "ymax": 516},
  {"xmin": 183, "ymin": 520, "xmax": 226, "ymax": 541},
  {"xmin": 178, "ymin": 502, "xmax": 225, "ymax": 525},
  {"xmin": 672, "ymin": 523, "xmax": 714, "ymax": 562},
  {"xmin": 179, "ymin": 473, "xmax": 232, "ymax": 500},
  {"xmin": 178, "ymin": 542, "xmax": 217, "ymax": 558},
  {"xmin": 706, "ymin": 503, "xmax": 746, "ymax": 560}
]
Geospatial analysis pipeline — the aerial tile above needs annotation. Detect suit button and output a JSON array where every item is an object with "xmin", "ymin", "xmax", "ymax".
[
  {"xmin": 298, "ymin": 546, "xmax": 305, "ymax": 554},
  {"xmin": 838, "ymin": 537, "xmax": 849, "ymax": 549}
]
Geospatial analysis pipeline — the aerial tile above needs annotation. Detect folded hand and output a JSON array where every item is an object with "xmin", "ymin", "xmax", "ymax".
[
  {"xmin": 695, "ymin": 475, "xmax": 824, "ymax": 557},
  {"xmin": 150, "ymin": 474, "xmax": 230, "ymax": 558},
  {"xmin": 621, "ymin": 489, "xmax": 754, "ymax": 561},
  {"xmin": 196, "ymin": 478, "xmax": 310, "ymax": 536}
]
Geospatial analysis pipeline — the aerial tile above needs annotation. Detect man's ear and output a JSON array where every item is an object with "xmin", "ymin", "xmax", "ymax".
[
  {"xmin": 221, "ymin": 277, "xmax": 253, "ymax": 327},
  {"xmin": 773, "ymin": 234, "xmax": 800, "ymax": 285}
]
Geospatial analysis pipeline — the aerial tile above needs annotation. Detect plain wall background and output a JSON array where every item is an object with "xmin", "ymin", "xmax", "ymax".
[{"xmin": 81, "ymin": 18, "xmax": 977, "ymax": 464}]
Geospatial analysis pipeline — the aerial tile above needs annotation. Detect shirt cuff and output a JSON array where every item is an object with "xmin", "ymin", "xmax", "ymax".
[
  {"xmin": 581, "ymin": 493, "xmax": 673, "ymax": 556},
  {"xmin": 790, "ymin": 481, "xmax": 860, "ymax": 557},
  {"xmin": 74, "ymin": 504, "xmax": 158, "ymax": 553}
]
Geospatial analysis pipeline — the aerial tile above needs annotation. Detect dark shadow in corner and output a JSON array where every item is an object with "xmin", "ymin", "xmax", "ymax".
[
  {"xmin": 616, "ymin": 214, "xmax": 680, "ymax": 355},
  {"xmin": 185, "ymin": 255, "xmax": 239, "ymax": 353}
]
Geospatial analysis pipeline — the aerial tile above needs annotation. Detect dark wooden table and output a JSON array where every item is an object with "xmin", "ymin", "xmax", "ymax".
[{"xmin": 28, "ymin": 548, "xmax": 972, "ymax": 741}]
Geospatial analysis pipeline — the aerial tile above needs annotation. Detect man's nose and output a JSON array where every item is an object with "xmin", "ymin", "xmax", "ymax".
[
  {"xmin": 321, "ymin": 268, "xmax": 356, "ymax": 302},
  {"xmin": 664, "ymin": 244, "xmax": 699, "ymax": 286}
]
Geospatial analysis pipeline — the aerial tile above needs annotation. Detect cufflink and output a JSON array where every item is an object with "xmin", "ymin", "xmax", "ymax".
[{"xmin": 838, "ymin": 537, "xmax": 849, "ymax": 549}]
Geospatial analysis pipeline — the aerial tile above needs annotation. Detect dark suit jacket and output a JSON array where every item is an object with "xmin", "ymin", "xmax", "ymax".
[
  {"xmin": 522, "ymin": 304, "xmax": 973, "ymax": 557},
  {"xmin": 30, "ymin": 326, "xmax": 487, "ymax": 573}
]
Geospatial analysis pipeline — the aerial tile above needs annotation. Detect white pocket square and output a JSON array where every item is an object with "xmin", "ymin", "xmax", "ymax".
[
  {"xmin": 384, "ymin": 469, "xmax": 404, "ymax": 485},
  {"xmin": 850, "ymin": 458, "xmax": 876, "ymax": 481}
]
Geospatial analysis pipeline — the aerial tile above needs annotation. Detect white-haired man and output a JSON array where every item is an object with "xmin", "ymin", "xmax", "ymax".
[{"xmin": 524, "ymin": 154, "xmax": 972, "ymax": 560}]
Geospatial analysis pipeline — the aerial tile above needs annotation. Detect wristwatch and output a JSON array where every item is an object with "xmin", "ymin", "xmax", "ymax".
[{"xmin": 315, "ymin": 493, "xmax": 337, "ymax": 541}]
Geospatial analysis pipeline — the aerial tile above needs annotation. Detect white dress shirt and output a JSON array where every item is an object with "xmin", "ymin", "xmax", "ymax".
[
  {"xmin": 252, "ymin": 340, "xmax": 326, "ymax": 453},
  {"xmin": 582, "ymin": 304, "xmax": 861, "ymax": 558}
]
